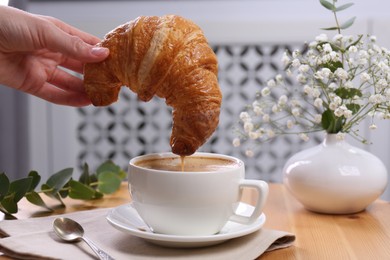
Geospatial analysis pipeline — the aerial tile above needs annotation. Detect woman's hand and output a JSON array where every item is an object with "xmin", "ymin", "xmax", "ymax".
[{"xmin": 0, "ymin": 6, "xmax": 109, "ymax": 106}]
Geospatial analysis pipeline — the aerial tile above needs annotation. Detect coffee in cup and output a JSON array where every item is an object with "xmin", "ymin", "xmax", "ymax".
[
  {"xmin": 134, "ymin": 155, "xmax": 239, "ymax": 172},
  {"xmin": 128, "ymin": 152, "xmax": 268, "ymax": 236}
]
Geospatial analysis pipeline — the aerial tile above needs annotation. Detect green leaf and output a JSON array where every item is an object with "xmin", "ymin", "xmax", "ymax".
[
  {"xmin": 321, "ymin": 109, "xmax": 344, "ymax": 133},
  {"xmin": 96, "ymin": 160, "xmax": 126, "ymax": 180},
  {"xmin": 323, "ymin": 60, "xmax": 343, "ymax": 72},
  {"xmin": 321, "ymin": 26, "xmax": 340, "ymax": 31},
  {"xmin": 319, "ymin": 0, "xmax": 335, "ymax": 11},
  {"xmin": 41, "ymin": 183, "xmax": 65, "ymax": 206},
  {"xmin": 97, "ymin": 161, "xmax": 121, "ymax": 176},
  {"xmin": 1, "ymin": 193, "xmax": 17, "ymax": 214},
  {"xmin": 346, "ymin": 103, "xmax": 361, "ymax": 114},
  {"xmin": 9, "ymin": 177, "xmax": 33, "ymax": 203},
  {"xmin": 340, "ymin": 16, "xmax": 356, "ymax": 30},
  {"xmin": 328, "ymin": 42, "xmax": 344, "ymax": 53},
  {"xmin": 346, "ymin": 34, "xmax": 363, "ymax": 49},
  {"xmin": 27, "ymin": 171, "xmax": 41, "ymax": 192},
  {"xmin": 79, "ymin": 163, "xmax": 90, "ymax": 185},
  {"xmin": 0, "ymin": 172, "xmax": 10, "ymax": 200},
  {"xmin": 59, "ymin": 181, "xmax": 69, "ymax": 198},
  {"xmin": 90, "ymin": 173, "xmax": 98, "ymax": 183},
  {"xmin": 335, "ymin": 88, "xmax": 363, "ymax": 99},
  {"xmin": 68, "ymin": 180, "xmax": 96, "ymax": 200},
  {"xmin": 98, "ymin": 171, "xmax": 122, "ymax": 194},
  {"xmin": 25, "ymin": 191, "xmax": 52, "ymax": 211},
  {"xmin": 335, "ymin": 3, "xmax": 354, "ymax": 12},
  {"xmin": 321, "ymin": 109, "xmax": 333, "ymax": 132},
  {"xmin": 45, "ymin": 168, "xmax": 73, "ymax": 192},
  {"xmin": 94, "ymin": 191, "xmax": 104, "ymax": 199},
  {"xmin": 117, "ymin": 169, "xmax": 126, "ymax": 180}
]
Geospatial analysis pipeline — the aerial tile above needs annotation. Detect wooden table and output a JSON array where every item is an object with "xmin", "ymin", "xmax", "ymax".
[{"xmin": 1, "ymin": 183, "xmax": 390, "ymax": 259}]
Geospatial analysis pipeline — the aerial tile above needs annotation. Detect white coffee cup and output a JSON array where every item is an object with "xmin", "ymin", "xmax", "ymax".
[{"xmin": 128, "ymin": 152, "xmax": 268, "ymax": 236}]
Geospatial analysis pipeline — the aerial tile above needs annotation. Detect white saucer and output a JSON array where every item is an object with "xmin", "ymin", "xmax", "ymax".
[{"xmin": 106, "ymin": 203, "xmax": 266, "ymax": 248}]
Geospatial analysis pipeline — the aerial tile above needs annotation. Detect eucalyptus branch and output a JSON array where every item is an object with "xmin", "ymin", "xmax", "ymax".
[{"xmin": 0, "ymin": 161, "xmax": 126, "ymax": 218}]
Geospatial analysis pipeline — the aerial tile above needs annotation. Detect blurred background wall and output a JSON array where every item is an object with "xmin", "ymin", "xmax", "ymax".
[{"xmin": 1, "ymin": 0, "xmax": 390, "ymax": 199}]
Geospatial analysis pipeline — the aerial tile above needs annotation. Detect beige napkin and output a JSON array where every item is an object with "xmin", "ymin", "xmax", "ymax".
[{"xmin": 0, "ymin": 208, "xmax": 295, "ymax": 260}]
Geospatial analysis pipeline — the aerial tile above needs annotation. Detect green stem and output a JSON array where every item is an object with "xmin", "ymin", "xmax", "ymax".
[
  {"xmin": 332, "ymin": 1, "xmax": 344, "ymax": 64},
  {"xmin": 333, "ymin": 11, "xmax": 341, "ymax": 34},
  {"xmin": 89, "ymin": 182, "xmax": 99, "ymax": 187}
]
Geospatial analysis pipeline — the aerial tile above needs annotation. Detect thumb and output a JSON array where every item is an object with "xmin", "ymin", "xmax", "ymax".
[{"xmin": 39, "ymin": 22, "xmax": 109, "ymax": 62}]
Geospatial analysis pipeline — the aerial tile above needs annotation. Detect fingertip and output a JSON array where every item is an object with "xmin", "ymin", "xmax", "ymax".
[{"xmin": 91, "ymin": 47, "xmax": 109, "ymax": 58}]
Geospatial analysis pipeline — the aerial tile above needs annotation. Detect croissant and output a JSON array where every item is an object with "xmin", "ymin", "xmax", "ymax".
[{"xmin": 83, "ymin": 15, "xmax": 222, "ymax": 156}]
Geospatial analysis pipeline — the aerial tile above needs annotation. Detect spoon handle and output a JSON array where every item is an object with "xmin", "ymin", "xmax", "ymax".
[{"xmin": 82, "ymin": 236, "xmax": 115, "ymax": 260}]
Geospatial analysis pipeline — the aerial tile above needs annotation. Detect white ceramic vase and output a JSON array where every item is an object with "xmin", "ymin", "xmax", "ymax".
[{"xmin": 283, "ymin": 133, "xmax": 388, "ymax": 214}]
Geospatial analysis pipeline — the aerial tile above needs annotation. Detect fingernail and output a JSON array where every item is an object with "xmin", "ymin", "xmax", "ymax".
[{"xmin": 91, "ymin": 47, "xmax": 109, "ymax": 56}]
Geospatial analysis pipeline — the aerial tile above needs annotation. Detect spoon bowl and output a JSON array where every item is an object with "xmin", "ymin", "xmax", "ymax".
[
  {"xmin": 53, "ymin": 217, "xmax": 115, "ymax": 260},
  {"xmin": 53, "ymin": 217, "xmax": 84, "ymax": 242}
]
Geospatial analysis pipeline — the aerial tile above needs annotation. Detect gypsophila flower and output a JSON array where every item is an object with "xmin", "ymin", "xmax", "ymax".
[
  {"xmin": 232, "ymin": 138, "xmax": 241, "ymax": 147},
  {"xmin": 292, "ymin": 50, "xmax": 301, "ymax": 59},
  {"xmin": 297, "ymin": 74, "xmax": 307, "ymax": 83},
  {"xmin": 369, "ymin": 94, "xmax": 385, "ymax": 104},
  {"xmin": 343, "ymin": 109, "xmax": 353, "ymax": 119},
  {"xmin": 253, "ymin": 106, "xmax": 262, "ymax": 116},
  {"xmin": 314, "ymin": 114, "xmax": 322, "ymax": 123},
  {"xmin": 292, "ymin": 108, "xmax": 300, "ymax": 116},
  {"xmin": 360, "ymin": 72, "xmax": 371, "ymax": 82},
  {"xmin": 244, "ymin": 122, "xmax": 254, "ymax": 133},
  {"xmin": 316, "ymin": 68, "xmax": 332, "ymax": 80},
  {"xmin": 314, "ymin": 98, "xmax": 323, "ymax": 108},
  {"xmin": 328, "ymin": 82, "xmax": 338, "ymax": 89},
  {"xmin": 267, "ymin": 79, "xmax": 276, "ymax": 88},
  {"xmin": 333, "ymin": 34, "xmax": 343, "ymax": 42},
  {"xmin": 287, "ymin": 120, "xmax": 294, "ymax": 129},
  {"xmin": 299, "ymin": 64, "xmax": 310, "ymax": 73},
  {"xmin": 245, "ymin": 149, "xmax": 254, "ymax": 157},
  {"xmin": 276, "ymin": 74, "xmax": 283, "ymax": 82},
  {"xmin": 378, "ymin": 61, "xmax": 389, "ymax": 72},
  {"xmin": 348, "ymin": 45, "xmax": 358, "ymax": 53},
  {"xmin": 336, "ymin": 133, "xmax": 346, "ymax": 141},
  {"xmin": 333, "ymin": 96, "xmax": 342, "ymax": 105},
  {"xmin": 316, "ymin": 33, "xmax": 328, "ymax": 42},
  {"xmin": 267, "ymin": 129, "xmax": 276, "ymax": 138},
  {"xmin": 261, "ymin": 87, "xmax": 271, "ymax": 96},
  {"xmin": 369, "ymin": 124, "xmax": 377, "ymax": 130},
  {"xmin": 334, "ymin": 107, "xmax": 345, "ymax": 117},
  {"xmin": 292, "ymin": 59, "xmax": 301, "ymax": 68},
  {"xmin": 282, "ymin": 52, "xmax": 290, "ymax": 66},
  {"xmin": 344, "ymin": 81, "xmax": 354, "ymax": 88},
  {"xmin": 303, "ymin": 85, "xmax": 312, "ymax": 95},
  {"xmin": 278, "ymin": 95, "xmax": 288, "ymax": 106},
  {"xmin": 334, "ymin": 68, "xmax": 349, "ymax": 80},
  {"xmin": 299, "ymin": 133, "xmax": 310, "ymax": 142},
  {"xmin": 249, "ymin": 131, "xmax": 259, "ymax": 140},
  {"xmin": 309, "ymin": 41, "xmax": 317, "ymax": 48},
  {"xmin": 323, "ymin": 43, "xmax": 333, "ymax": 53},
  {"xmin": 329, "ymin": 102, "xmax": 338, "ymax": 110},
  {"xmin": 272, "ymin": 104, "xmax": 280, "ymax": 113},
  {"xmin": 377, "ymin": 79, "xmax": 388, "ymax": 89},
  {"xmin": 239, "ymin": 112, "xmax": 251, "ymax": 122}
]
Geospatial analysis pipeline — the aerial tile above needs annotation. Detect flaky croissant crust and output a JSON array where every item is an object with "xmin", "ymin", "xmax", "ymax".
[{"xmin": 84, "ymin": 15, "xmax": 222, "ymax": 156}]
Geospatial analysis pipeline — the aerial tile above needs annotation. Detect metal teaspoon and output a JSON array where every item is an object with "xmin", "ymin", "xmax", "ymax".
[{"xmin": 53, "ymin": 217, "xmax": 115, "ymax": 260}]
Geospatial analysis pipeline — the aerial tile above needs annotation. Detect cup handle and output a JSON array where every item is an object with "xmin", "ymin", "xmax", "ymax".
[{"xmin": 229, "ymin": 180, "xmax": 269, "ymax": 224}]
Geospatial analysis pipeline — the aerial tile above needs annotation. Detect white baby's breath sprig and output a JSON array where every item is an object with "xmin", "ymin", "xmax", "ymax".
[{"xmin": 234, "ymin": 1, "xmax": 390, "ymax": 151}]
